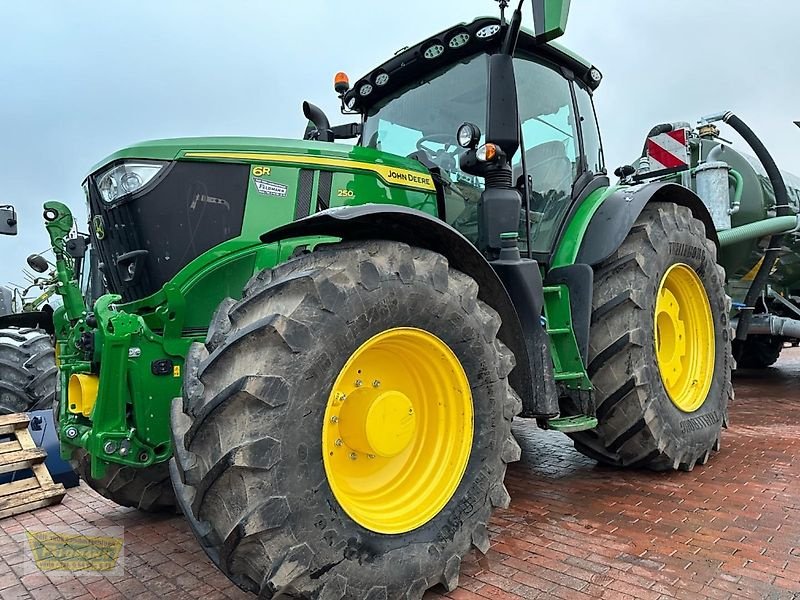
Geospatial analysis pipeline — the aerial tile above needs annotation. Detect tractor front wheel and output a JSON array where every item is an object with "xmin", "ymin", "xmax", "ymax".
[
  {"xmin": 170, "ymin": 241, "xmax": 520, "ymax": 599},
  {"xmin": 569, "ymin": 202, "xmax": 733, "ymax": 470},
  {"xmin": 71, "ymin": 451, "xmax": 176, "ymax": 512}
]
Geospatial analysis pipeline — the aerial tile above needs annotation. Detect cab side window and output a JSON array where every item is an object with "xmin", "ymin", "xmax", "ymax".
[{"xmin": 574, "ymin": 84, "xmax": 605, "ymax": 175}]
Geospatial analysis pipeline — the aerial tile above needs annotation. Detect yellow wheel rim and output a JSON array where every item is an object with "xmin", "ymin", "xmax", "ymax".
[
  {"xmin": 322, "ymin": 327, "xmax": 473, "ymax": 534},
  {"xmin": 654, "ymin": 263, "xmax": 715, "ymax": 412}
]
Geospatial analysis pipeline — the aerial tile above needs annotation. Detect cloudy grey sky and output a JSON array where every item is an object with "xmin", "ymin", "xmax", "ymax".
[{"xmin": 1, "ymin": 0, "xmax": 798, "ymax": 288}]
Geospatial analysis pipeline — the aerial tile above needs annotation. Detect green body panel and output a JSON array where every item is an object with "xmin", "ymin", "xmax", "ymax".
[
  {"xmin": 54, "ymin": 141, "xmax": 437, "ymax": 477},
  {"xmin": 544, "ymin": 185, "xmax": 618, "ymax": 391}
]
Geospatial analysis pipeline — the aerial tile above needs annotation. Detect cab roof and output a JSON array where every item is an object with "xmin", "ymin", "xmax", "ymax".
[{"xmin": 345, "ymin": 16, "xmax": 600, "ymax": 114}]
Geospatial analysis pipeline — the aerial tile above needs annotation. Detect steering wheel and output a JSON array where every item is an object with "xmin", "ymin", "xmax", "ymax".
[{"xmin": 416, "ymin": 134, "xmax": 461, "ymax": 173}]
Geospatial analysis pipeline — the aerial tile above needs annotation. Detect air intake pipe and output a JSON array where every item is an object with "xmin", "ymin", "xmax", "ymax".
[
  {"xmin": 303, "ymin": 102, "xmax": 334, "ymax": 143},
  {"xmin": 701, "ymin": 112, "xmax": 794, "ymax": 342}
]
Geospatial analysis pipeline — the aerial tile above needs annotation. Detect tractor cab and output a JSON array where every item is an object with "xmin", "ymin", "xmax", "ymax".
[{"xmin": 338, "ymin": 16, "xmax": 606, "ymax": 260}]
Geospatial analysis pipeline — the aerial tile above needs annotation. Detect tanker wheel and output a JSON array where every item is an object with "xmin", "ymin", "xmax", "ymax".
[
  {"xmin": 569, "ymin": 202, "xmax": 733, "ymax": 470},
  {"xmin": 0, "ymin": 328, "xmax": 57, "ymax": 414},
  {"xmin": 170, "ymin": 240, "xmax": 521, "ymax": 599},
  {"xmin": 733, "ymin": 335, "xmax": 783, "ymax": 369}
]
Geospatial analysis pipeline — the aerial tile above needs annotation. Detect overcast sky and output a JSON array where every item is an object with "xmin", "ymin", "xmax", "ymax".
[{"xmin": 1, "ymin": 0, "xmax": 798, "ymax": 289}]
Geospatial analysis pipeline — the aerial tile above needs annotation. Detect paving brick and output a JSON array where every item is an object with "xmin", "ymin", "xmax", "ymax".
[{"xmin": 1, "ymin": 352, "xmax": 799, "ymax": 600}]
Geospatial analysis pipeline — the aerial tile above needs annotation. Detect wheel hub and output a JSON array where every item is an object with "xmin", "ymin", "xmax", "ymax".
[
  {"xmin": 654, "ymin": 263, "xmax": 715, "ymax": 413},
  {"xmin": 338, "ymin": 389, "xmax": 417, "ymax": 458},
  {"xmin": 322, "ymin": 327, "xmax": 473, "ymax": 535}
]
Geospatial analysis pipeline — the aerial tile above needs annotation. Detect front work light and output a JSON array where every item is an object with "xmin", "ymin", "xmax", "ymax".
[
  {"xmin": 457, "ymin": 122, "xmax": 482, "ymax": 149},
  {"xmin": 95, "ymin": 162, "xmax": 166, "ymax": 203}
]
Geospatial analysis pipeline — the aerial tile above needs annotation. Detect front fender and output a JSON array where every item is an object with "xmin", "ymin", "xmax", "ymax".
[
  {"xmin": 576, "ymin": 182, "xmax": 719, "ymax": 266},
  {"xmin": 262, "ymin": 205, "xmax": 536, "ymax": 409}
]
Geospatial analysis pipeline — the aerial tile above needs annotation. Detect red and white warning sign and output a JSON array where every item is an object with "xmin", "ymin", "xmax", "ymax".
[{"xmin": 646, "ymin": 128, "xmax": 690, "ymax": 173}]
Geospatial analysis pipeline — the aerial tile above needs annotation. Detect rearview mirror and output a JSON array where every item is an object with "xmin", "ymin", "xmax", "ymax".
[
  {"xmin": 27, "ymin": 254, "xmax": 49, "ymax": 273},
  {"xmin": 0, "ymin": 206, "xmax": 17, "ymax": 236},
  {"xmin": 531, "ymin": 0, "xmax": 571, "ymax": 43}
]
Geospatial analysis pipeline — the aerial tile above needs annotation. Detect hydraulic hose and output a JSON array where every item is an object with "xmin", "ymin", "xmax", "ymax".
[
  {"xmin": 717, "ymin": 215, "xmax": 797, "ymax": 247},
  {"xmin": 709, "ymin": 112, "xmax": 794, "ymax": 341}
]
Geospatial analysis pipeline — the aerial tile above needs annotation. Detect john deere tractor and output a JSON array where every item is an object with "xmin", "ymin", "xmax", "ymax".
[{"xmin": 40, "ymin": 0, "xmax": 800, "ymax": 597}]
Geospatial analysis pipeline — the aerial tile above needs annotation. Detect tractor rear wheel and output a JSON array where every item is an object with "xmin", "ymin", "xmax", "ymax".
[
  {"xmin": 733, "ymin": 335, "xmax": 783, "ymax": 369},
  {"xmin": 170, "ymin": 240, "xmax": 520, "ymax": 599},
  {"xmin": 569, "ymin": 202, "xmax": 733, "ymax": 470},
  {"xmin": 0, "ymin": 328, "xmax": 56, "ymax": 414}
]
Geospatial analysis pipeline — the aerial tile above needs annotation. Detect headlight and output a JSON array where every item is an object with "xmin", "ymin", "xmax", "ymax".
[{"xmin": 95, "ymin": 162, "xmax": 166, "ymax": 203}]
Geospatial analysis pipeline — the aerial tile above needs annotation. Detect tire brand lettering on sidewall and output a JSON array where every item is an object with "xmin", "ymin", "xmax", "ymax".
[
  {"xmin": 668, "ymin": 242, "xmax": 703, "ymax": 261},
  {"xmin": 680, "ymin": 410, "xmax": 720, "ymax": 434}
]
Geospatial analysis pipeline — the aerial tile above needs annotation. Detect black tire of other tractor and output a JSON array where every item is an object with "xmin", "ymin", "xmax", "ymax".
[
  {"xmin": 171, "ymin": 240, "xmax": 521, "ymax": 599},
  {"xmin": 69, "ymin": 448, "xmax": 176, "ymax": 512},
  {"xmin": 0, "ymin": 328, "xmax": 57, "ymax": 414},
  {"xmin": 733, "ymin": 335, "xmax": 783, "ymax": 369},
  {"xmin": 568, "ymin": 202, "xmax": 733, "ymax": 471}
]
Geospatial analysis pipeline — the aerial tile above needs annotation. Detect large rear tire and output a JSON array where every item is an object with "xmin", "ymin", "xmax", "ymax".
[
  {"xmin": 569, "ymin": 203, "xmax": 733, "ymax": 471},
  {"xmin": 0, "ymin": 328, "xmax": 56, "ymax": 414},
  {"xmin": 170, "ymin": 240, "xmax": 521, "ymax": 599}
]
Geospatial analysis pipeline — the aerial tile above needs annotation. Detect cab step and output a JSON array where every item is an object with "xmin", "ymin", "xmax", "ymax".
[{"xmin": 545, "ymin": 415, "xmax": 598, "ymax": 433}]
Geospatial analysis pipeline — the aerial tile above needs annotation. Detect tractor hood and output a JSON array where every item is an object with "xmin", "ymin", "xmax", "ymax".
[
  {"xmin": 87, "ymin": 137, "xmax": 434, "ymax": 193},
  {"xmin": 84, "ymin": 137, "xmax": 438, "ymax": 304}
]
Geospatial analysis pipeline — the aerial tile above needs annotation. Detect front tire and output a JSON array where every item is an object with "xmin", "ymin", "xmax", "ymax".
[
  {"xmin": 569, "ymin": 203, "xmax": 733, "ymax": 470},
  {"xmin": 70, "ymin": 450, "xmax": 176, "ymax": 512},
  {"xmin": 170, "ymin": 241, "xmax": 520, "ymax": 599}
]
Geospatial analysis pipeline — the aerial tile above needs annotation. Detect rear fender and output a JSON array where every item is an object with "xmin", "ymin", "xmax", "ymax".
[
  {"xmin": 576, "ymin": 182, "xmax": 719, "ymax": 266},
  {"xmin": 262, "ymin": 205, "xmax": 539, "ymax": 412}
]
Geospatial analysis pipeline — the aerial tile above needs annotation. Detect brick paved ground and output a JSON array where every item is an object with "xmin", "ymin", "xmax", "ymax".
[{"xmin": 1, "ymin": 351, "xmax": 799, "ymax": 600}]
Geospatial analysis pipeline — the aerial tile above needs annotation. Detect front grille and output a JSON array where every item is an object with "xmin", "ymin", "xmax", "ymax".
[{"xmin": 89, "ymin": 161, "xmax": 249, "ymax": 302}]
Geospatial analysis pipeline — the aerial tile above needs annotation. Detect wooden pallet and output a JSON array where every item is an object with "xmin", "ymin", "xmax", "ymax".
[{"xmin": 0, "ymin": 413, "xmax": 66, "ymax": 519}]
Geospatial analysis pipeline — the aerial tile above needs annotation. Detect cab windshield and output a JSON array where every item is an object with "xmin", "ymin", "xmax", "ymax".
[{"xmin": 362, "ymin": 54, "xmax": 489, "ymax": 240}]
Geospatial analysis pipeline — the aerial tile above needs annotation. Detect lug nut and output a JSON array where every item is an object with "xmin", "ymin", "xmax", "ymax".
[
  {"xmin": 349, "ymin": 452, "xmax": 357, "ymax": 461},
  {"xmin": 354, "ymin": 379, "xmax": 363, "ymax": 387},
  {"xmin": 65, "ymin": 426, "xmax": 78, "ymax": 439},
  {"xmin": 335, "ymin": 439, "xmax": 343, "ymax": 447},
  {"xmin": 368, "ymin": 454, "xmax": 376, "ymax": 459},
  {"xmin": 330, "ymin": 416, "xmax": 339, "ymax": 424},
  {"xmin": 103, "ymin": 441, "xmax": 117, "ymax": 454},
  {"xmin": 372, "ymin": 380, "xmax": 381, "ymax": 388}
]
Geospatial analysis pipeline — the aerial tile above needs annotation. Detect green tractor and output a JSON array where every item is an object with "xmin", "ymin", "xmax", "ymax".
[{"xmin": 40, "ymin": 0, "xmax": 800, "ymax": 596}]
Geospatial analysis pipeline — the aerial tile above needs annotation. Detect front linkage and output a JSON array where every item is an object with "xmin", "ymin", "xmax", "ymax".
[{"xmin": 44, "ymin": 201, "xmax": 190, "ymax": 482}]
